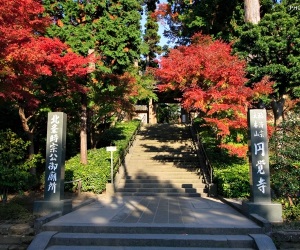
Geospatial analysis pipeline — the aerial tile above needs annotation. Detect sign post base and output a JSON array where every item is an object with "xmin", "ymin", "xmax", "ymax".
[
  {"xmin": 242, "ymin": 201, "xmax": 283, "ymax": 223},
  {"xmin": 33, "ymin": 199, "xmax": 72, "ymax": 216},
  {"xmin": 106, "ymin": 183, "xmax": 115, "ymax": 196}
]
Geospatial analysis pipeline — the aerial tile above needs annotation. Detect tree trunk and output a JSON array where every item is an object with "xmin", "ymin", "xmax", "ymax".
[
  {"xmin": 18, "ymin": 106, "xmax": 36, "ymax": 174},
  {"xmin": 271, "ymin": 95, "xmax": 287, "ymax": 127},
  {"xmin": 244, "ymin": 0, "xmax": 260, "ymax": 24},
  {"xmin": 271, "ymin": 95, "xmax": 287, "ymax": 164},
  {"xmin": 80, "ymin": 93, "xmax": 88, "ymax": 165}
]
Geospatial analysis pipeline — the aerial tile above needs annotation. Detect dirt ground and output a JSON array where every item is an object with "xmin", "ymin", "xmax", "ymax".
[{"xmin": 1, "ymin": 190, "xmax": 100, "ymax": 222}]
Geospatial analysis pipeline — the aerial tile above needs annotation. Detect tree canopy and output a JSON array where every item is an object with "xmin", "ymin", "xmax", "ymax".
[
  {"xmin": 234, "ymin": 1, "xmax": 300, "ymax": 123},
  {"xmin": 153, "ymin": 0, "xmax": 274, "ymax": 44},
  {"xmin": 43, "ymin": 0, "xmax": 143, "ymax": 74},
  {"xmin": 42, "ymin": 0, "xmax": 158, "ymax": 163},
  {"xmin": 0, "ymin": 1, "xmax": 89, "ymax": 102},
  {"xmin": 154, "ymin": 33, "xmax": 273, "ymax": 157},
  {"xmin": 235, "ymin": 1, "xmax": 300, "ymax": 97},
  {"xmin": 0, "ymin": 0, "xmax": 89, "ymax": 165}
]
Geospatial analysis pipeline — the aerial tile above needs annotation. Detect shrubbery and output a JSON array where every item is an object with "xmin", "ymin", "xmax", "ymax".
[
  {"xmin": 269, "ymin": 110, "xmax": 300, "ymax": 221},
  {"xmin": 0, "ymin": 129, "xmax": 39, "ymax": 202},
  {"xmin": 269, "ymin": 111, "xmax": 300, "ymax": 198},
  {"xmin": 65, "ymin": 148, "xmax": 111, "ymax": 193},
  {"xmin": 214, "ymin": 164, "xmax": 250, "ymax": 198},
  {"xmin": 194, "ymin": 121, "xmax": 251, "ymax": 199},
  {"xmin": 64, "ymin": 120, "xmax": 140, "ymax": 194}
]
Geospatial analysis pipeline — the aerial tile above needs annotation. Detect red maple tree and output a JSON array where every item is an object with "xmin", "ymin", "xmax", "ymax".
[
  {"xmin": 0, "ymin": 0, "xmax": 89, "ymax": 167},
  {"xmin": 154, "ymin": 33, "xmax": 273, "ymax": 157}
]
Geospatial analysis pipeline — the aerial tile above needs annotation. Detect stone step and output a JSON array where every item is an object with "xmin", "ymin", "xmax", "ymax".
[
  {"xmin": 42, "ymin": 224, "xmax": 264, "ymax": 235},
  {"xmin": 36, "ymin": 219, "xmax": 266, "ymax": 250},
  {"xmin": 116, "ymin": 187, "xmax": 204, "ymax": 194},
  {"xmin": 119, "ymin": 179, "xmax": 203, "ymax": 185},
  {"xmin": 125, "ymin": 166, "xmax": 199, "ymax": 172},
  {"xmin": 136, "ymin": 131, "xmax": 191, "ymax": 136},
  {"xmin": 128, "ymin": 155, "xmax": 199, "ymax": 163},
  {"xmin": 134, "ymin": 141, "xmax": 192, "ymax": 146},
  {"xmin": 129, "ymin": 156, "xmax": 198, "ymax": 160},
  {"xmin": 132, "ymin": 151, "xmax": 195, "ymax": 155},
  {"xmin": 118, "ymin": 183, "xmax": 205, "ymax": 189},
  {"xmin": 136, "ymin": 135, "xmax": 192, "ymax": 138},
  {"xmin": 126, "ymin": 162, "xmax": 199, "ymax": 167},
  {"xmin": 124, "ymin": 174, "xmax": 201, "ymax": 181},
  {"xmin": 124, "ymin": 166, "xmax": 199, "ymax": 172},
  {"xmin": 120, "ymin": 173, "xmax": 202, "ymax": 178},
  {"xmin": 125, "ymin": 169, "xmax": 200, "ymax": 173},
  {"xmin": 134, "ymin": 140, "xmax": 193, "ymax": 145},
  {"xmin": 125, "ymin": 168, "xmax": 199, "ymax": 173},
  {"xmin": 129, "ymin": 151, "xmax": 197, "ymax": 155},
  {"xmin": 46, "ymin": 232, "xmax": 256, "ymax": 249},
  {"xmin": 47, "ymin": 246, "xmax": 256, "ymax": 250},
  {"xmin": 115, "ymin": 192, "xmax": 202, "ymax": 197},
  {"xmin": 133, "ymin": 145, "xmax": 194, "ymax": 149},
  {"xmin": 123, "ymin": 171, "xmax": 200, "ymax": 176}
]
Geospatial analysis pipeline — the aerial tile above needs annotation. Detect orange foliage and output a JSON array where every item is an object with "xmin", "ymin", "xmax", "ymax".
[
  {"xmin": 154, "ymin": 33, "xmax": 274, "ymax": 157},
  {"xmin": 220, "ymin": 144, "xmax": 249, "ymax": 159},
  {"xmin": 151, "ymin": 3, "xmax": 178, "ymax": 22},
  {"xmin": 57, "ymin": 19, "xmax": 64, "ymax": 27}
]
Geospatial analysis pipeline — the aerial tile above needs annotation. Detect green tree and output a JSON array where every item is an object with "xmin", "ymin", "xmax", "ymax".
[
  {"xmin": 142, "ymin": 0, "xmax": 161, "ymax": 68},
  {"xmin": 154, "ymin": 0, "xmax": 274, "ymax": 44},
  {"xmin": 43, "ymin": 0, "xmax": 143, "ymax": 73},
  {"xmin": 43, "ymin": 0, "xmax": 144, "ymax": 164},
  {"xmin": 234, "ymin": 1, "xmax": 300, "ymax": 125}
]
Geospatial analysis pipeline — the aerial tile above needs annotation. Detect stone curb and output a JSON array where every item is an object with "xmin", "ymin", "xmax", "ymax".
[
  {"xmin": 34, "ymin": 198, "xmax": 97, "ymax": 234},
  {"xmin": 218, "ymin": 196, "xmax": 300, "ymax": 249},
  {"xmin": 250, "ymin": 234, "xmax": 277, "ymax": 250},
  {"xmin": 27, "ymin": 231, "xmax": 57, "ymax": 250},
  {"xmin": 218, "ymin": 196, "xmax": 272, "ymax": 233}
]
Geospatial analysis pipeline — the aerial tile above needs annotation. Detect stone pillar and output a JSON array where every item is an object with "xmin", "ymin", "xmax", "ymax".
[
  {"xmin": 242, "ymin": 109, "xmax": 282, "ymax": 222},
  {"xmin": 34, "ymin": 112, "xmax": 72, "ymax": 216}
]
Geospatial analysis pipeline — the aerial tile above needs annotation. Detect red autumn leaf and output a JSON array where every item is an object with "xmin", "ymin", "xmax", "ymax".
[
  {"xmin": 154, "ymin": 33, "xmax": 274, "ymax": 157},
  {"xmin": 0, "ymin": 0, "xmax": 90, "ymax": 107}
]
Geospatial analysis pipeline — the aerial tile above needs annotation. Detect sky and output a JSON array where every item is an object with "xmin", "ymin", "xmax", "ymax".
[{"xmin": 141, "ymin": 1, "xmax": 171, "ymax": 47}]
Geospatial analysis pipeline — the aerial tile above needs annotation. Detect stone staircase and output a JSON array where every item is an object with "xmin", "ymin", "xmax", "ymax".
[
  {"xmin": 115, "ymin": 124, "xmax": 206, "ymax": 197},
  {"xmin": 39, "ymin": 224, "xmax": 266, "ymax": 250},
  {"xmin": 28, "ymin": 123, "xmax": 277, "ymax": 250}
]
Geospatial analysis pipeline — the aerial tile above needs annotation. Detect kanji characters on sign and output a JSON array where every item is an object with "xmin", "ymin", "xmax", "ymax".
[{"xmin": 249, "ymin": 109, "xmax": 271, "ymax": 202}]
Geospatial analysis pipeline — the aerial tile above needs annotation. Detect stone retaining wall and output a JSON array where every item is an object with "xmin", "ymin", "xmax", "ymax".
[
  {"xmin": 0, "ymin": 223, "xmax": 34, "ymax": 250},
  {"xmin": 271, "ymin": 231, "xmax": 300, "ymax": 249}
]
